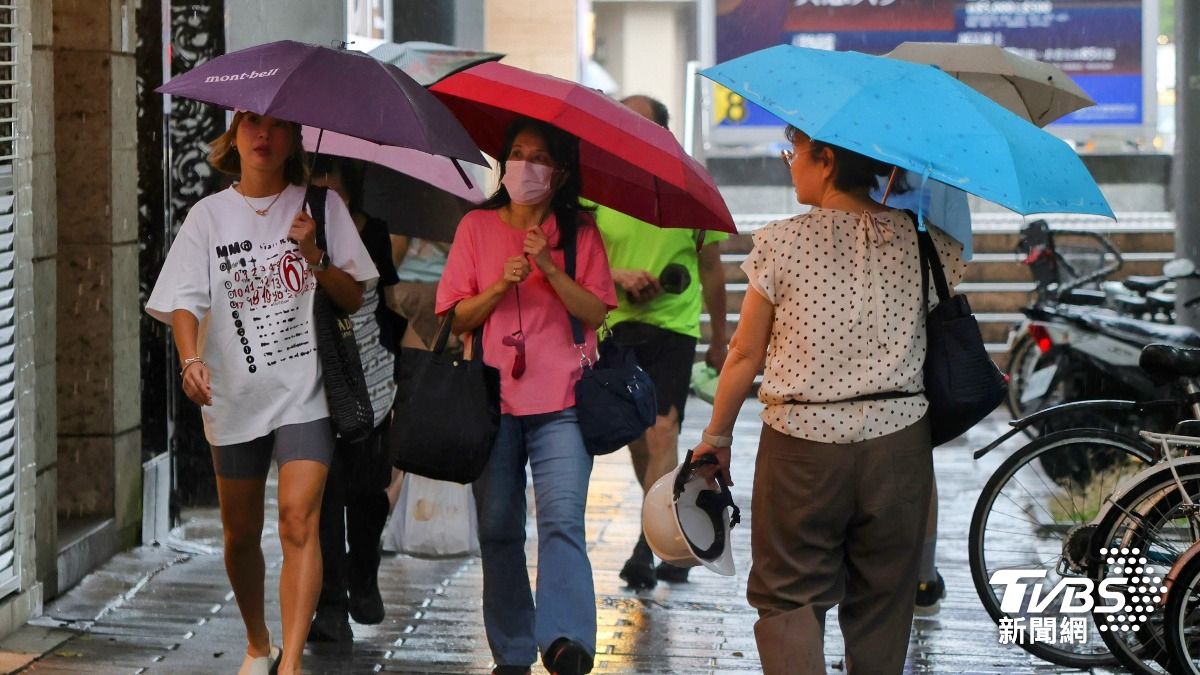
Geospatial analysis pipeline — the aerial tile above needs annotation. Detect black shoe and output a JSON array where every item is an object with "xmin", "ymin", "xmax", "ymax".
[
  {"xmin": 307, "ymin": 609, "xmax": 353, "ymax": 643},
  {"xmin": 347, "ymin": 492, "xmax": 389, "ymax": 625},
  {"xmin": 348, "ymin": 574, "xmax": 384, "ymax": 625},
  {"xmin": 619, "ymin": 536, "xmax": 657, "ymax": 590},
  {"xmin": 491, "ymin": 667, "xmax": 531, "ymax": 675},
  {"xmin": 543, "ymin": 638, "xmax": 593, "ymax": 675},
  {"xmin": 654, "ymin": 562, "xmax": 691, "ymax": 583},
  {"xmin": 915, "ymin": 570, "xmax": 945, "ymax": 616}
]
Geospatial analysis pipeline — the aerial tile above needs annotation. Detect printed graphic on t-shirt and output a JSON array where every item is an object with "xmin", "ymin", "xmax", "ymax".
[{"xmin": 217, "ymin": 236, "xmax": 317, "ymax": 374}]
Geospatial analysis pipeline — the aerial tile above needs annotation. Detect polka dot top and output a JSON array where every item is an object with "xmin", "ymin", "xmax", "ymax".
[{"xmin": 742, "ymin": 208, "xmax": 967, "ymax": 444}]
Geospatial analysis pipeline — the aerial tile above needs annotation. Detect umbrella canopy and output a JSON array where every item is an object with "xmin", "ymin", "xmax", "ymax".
[
  {"xmin": 369, "ymin": 41, "xmax": 503, "ymax": 86},
  {"xmin": 361, "ymin": 164, "xmax": 477, "ymax": 243},
  {"xmin": 301, "ymin": 127, "xmax": 482, "ymax": 202},
  {"xmin": 886, "ymin": 42, "xmax": 1094, "ymax": 127},
  {"xmin": 702, "ymin": 45, "xmax": 1113, "ymax": 219},
  {"xmin": 430, "ymin": 61, "xmax": 736, "ymax": 234},
  {"xmin": 156, "ymin": 40, "xmax": 487, "ymax": 167}
]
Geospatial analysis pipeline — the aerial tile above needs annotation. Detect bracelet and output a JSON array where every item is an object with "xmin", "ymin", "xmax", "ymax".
[
  {"xmin": 701, "ymin": 431, "xmax": 733, "ymax": 448},
  {"xmin": 180, "ymin": 357, "xmax": 204, "ymax": 377}
]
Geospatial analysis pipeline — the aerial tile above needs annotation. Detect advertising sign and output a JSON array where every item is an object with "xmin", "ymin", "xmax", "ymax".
[{"xmin": 710, "ymin": 0, "xmax": 1153, "ymax": 143}]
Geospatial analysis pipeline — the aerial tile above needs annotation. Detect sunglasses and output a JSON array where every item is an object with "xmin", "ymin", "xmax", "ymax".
[
  {"xmin": 781, "ymin": 138, "xmax": 815, "ymax": 168},
  {"xmin": 502, "ymin": 330, "xmax": 526, "ymax": 379}
]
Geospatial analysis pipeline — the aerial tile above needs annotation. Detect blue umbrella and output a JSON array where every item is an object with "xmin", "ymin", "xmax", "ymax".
[{"xmin": 701, "ymin": 45, "xmax": 1114, "ymax": 226}]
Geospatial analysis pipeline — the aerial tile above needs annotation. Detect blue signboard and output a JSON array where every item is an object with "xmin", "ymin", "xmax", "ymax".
[{"xmin": 713, "ymin": 0, "xmax": 1146, "ymax": 131}]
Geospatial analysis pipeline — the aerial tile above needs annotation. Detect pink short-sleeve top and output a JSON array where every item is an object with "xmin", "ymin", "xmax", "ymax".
[{"xmin": 436, "ymin": 209, "xmax": 618, "ymax": 416}]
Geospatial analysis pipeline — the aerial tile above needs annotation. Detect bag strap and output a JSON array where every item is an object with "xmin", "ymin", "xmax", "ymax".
[
  {"xmin": 564, "ymin": 229, "xmax": 586, "ymax": 347},
  {"xmin": 903, "ymin": 209, "xmax": 951, "ymax": 307},
  {"xmin": 305, "ymin": 185, "xmax": 329, "ymax": 254},
  {"xmin": 433, "ymin": 309, "xmax": 455, "ymax": 354},
  {"xmin": 436, "ymin": 307, "xmax": 485, "ymax": 361}
]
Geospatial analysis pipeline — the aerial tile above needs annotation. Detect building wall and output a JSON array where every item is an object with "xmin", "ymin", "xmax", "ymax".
[
  {"xmin": 484, "ymin": 0, "xmax": 580, "ymax": 79},
  {"xmin": 225, "ymin": 2, "xmax": 346, "ymax": 51},
  {"xmin": 593, "ymin": 1, "xmax": 695, "ymax": 141}
]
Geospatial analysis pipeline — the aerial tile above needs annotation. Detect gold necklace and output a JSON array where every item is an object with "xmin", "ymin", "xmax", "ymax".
[{"xmin": 236, "ymin": 184, "xmax": 285, "ymax": 216}]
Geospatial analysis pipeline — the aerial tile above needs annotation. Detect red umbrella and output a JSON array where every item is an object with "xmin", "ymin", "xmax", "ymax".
[{"xmin": 430, "ymin": 61, "xmax": 736, "ymax": 234}]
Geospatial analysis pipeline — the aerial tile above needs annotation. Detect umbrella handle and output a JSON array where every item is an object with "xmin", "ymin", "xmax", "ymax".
[
  {"xmin": 302, "ymin": 127, "xmax": 327, "ymax": 214},
  {"xmin": 881, "ymin": 166, "xmax": 900, "ymax": 205}
]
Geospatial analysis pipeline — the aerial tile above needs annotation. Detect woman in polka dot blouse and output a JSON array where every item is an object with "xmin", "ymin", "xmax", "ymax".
[{"xmin": 693, "ymin": 124, "xmax": 966, "ymax": 674}]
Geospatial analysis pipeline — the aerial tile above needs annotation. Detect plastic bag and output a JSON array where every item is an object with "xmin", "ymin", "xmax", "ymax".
[{"xmin": 384, "ymin": 473, "xmax": 480, "ymax": 559}]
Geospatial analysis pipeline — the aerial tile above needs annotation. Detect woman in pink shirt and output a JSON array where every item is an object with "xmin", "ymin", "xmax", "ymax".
[{"xmin": 436, "ymin": 118, "xmax": 617, "ymax": 675}]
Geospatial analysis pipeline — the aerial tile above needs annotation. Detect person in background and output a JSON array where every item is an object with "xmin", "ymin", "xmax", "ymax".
[
  {"xmin": 692, "ymin": 125, "xmax": 966, "ymax": 674},
  {"xmin": 306, "ymin": 156, "xmax": 402, "ymax": 643},
  {"xmin": 437, "ymin": 116, "xmax": 617, "ymax": 675},
  {"xmin": 871, "ymin": 170, "xmax": 972, "ymax": 616},
  {"xmin": 146, "ymin": 112, "xmax": 377, "ymax": 675},
  {"xmin": 596, "ymin": 94, "xmax": 729, "ymax": 589}
]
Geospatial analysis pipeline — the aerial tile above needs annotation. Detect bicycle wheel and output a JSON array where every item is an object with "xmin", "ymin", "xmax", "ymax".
[
  {"xmin": 1164, "ymin": 547, "xmax": 1200, "ymax": 674},
  {"xmin": 1088, "ymin": 461, "xmax": 1200, "ymax": 675},
  {"xmin": 969, "ymin": 428, "xmax": 1154, "ymax": 668}
]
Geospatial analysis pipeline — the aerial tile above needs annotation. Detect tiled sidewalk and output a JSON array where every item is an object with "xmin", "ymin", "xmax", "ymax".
[{"xmin": 12, "ymin": 401, "xmax": 1114, "ymax": 673}]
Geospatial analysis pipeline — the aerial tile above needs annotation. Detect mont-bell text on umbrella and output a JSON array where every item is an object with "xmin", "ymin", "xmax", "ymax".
[{"xmin": 204, "ymin": 68, "xmax": 281, "ymax": 83}]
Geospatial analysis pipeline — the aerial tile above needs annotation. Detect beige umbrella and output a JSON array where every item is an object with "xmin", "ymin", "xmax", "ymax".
[{"xmin": 885, "ymin": 42, "xmax": 1095, "ymax": 127}]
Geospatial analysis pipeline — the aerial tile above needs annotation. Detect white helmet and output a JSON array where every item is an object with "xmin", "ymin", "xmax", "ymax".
[{"xmin": 642, "ymin": 450, "xmax": 741, "ymax": 576}]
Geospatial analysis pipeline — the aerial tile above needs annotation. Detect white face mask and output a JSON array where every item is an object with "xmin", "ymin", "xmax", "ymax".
[{"xmin": 501, "ymin": 160, "xmax": 556, "ymax": 205}]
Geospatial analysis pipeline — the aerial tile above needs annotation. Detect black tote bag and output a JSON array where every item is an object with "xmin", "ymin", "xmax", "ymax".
[
  {"xmin": 308, "ymin": 187, "xmax": 374, "ymax": 444},
  {"xmin": 390, "ymin": 310, "xmax": 500, "ymax": 483},
  {"xmin": 912, "ymin": 216, "xmax": 1008, "ymax": 446}
]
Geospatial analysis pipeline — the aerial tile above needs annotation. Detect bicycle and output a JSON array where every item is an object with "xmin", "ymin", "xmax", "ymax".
[{"xmin": 969, "ymin": 343, "xmax": 1200, "ymax": 669}]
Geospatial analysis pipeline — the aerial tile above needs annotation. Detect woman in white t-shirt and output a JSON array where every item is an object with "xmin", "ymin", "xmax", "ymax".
[{"xmin": 146, "ymin": 112, "xmax": 377, "ymax": 675}]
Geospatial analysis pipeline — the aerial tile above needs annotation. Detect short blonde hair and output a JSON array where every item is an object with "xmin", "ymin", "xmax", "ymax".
[{"xmin": 208, "ymin": 111, "xmax": 309, "ymax": 185}]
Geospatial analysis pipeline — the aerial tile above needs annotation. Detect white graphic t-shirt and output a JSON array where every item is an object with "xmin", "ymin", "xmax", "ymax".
[{"xmin": 146, "ymin": 184, "xmax": 378, "ymax": 446}]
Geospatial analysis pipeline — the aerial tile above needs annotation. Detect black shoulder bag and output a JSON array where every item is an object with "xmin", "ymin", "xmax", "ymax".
[
  {"xmin": 307, "ymin": 186, "xmax": 374, "ymax": 444},
  {"xmin": 911, "ymin": 214, "xmax": 1008, "ymax": 446},
  {"xmin": 564, "ymin": 230, "xmax": 657, "ymax": 456},
  {"xmin": 390, "ymin": 310, "xmax": 500, "ymax": 483}
]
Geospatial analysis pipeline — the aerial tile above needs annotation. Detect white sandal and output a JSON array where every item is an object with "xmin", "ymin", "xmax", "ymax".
[{"xmin": 237, "ymin": 630, "xmax": 281, "ymax": 675}]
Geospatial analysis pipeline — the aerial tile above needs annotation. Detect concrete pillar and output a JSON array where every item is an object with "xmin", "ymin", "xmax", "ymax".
[
  {"xmin": 52, "ymin": 0, "xmax": 142, "ymax": 545},
  {"xmin": 27, "ymin": 0, "xmax": 58, "ymax": 597},
  {"xmin": 484, "ymin": 0, "xmax": 579, "ymax": 80},
  {"xmin": 1175, "ymin": 0, "xmax": 1200, "ymax": 328}
]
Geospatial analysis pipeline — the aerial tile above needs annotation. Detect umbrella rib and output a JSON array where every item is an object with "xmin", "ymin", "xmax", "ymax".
[
  {"xmin": 263, "ymin": 46, "xmax": 325, "ymax": 120},
  {"xmin": 1001, "ymin": 74, "xmax": 1041, "ymax": 126}
]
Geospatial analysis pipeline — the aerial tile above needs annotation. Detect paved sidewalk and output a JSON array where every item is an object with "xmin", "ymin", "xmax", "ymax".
[{"xmin": 12, "ymin": 400, "xmax": 1112, "ymax": 674}]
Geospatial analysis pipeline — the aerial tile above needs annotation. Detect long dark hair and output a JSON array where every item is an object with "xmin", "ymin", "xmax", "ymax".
[
  {"xmin": 785, "ymin": 125, "xmax": 906, "ymax": 196},
  {"xmin": 309, "ymin": 155, "xmax": 365, "ymax": 214},
  {"xmin": 478, "ymin": 117, "xmax": 593, "ymax": 249}
]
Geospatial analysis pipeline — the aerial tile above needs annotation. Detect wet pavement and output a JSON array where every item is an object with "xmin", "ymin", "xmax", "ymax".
[{"xmin": 11, "ymin": 400, "xmax": 1124, "ymax": 673}]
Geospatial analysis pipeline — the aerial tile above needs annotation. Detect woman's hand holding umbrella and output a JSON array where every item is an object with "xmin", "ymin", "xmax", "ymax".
[
  {"xmin": 523, "ymin": 225, "xmax": 555, "ymax": 276},
  {"xmin": 288, "ymin": 210, "xmax": 321, "ymax": 265}
]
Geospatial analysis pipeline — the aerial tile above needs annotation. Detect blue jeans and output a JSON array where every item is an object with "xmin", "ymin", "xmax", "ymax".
[{"xmin": 473, "ymin": 408, "xmax": 596, "ymax": 667}]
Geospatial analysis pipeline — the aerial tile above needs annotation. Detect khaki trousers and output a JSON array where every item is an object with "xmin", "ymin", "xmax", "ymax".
[{"xmin": 748, "ymin": 419, "xmax": 933, "ymax": 675}]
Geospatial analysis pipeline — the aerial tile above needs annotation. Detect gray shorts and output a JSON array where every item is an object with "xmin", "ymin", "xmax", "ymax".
[{"xmin": 210, "ymin": 418, "xmax": 335, "ymax": 480}]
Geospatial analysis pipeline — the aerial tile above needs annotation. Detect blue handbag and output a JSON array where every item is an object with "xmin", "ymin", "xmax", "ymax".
[{"xmin": 564, "ymin": 231, "xmax": 657, "ymax": 456}]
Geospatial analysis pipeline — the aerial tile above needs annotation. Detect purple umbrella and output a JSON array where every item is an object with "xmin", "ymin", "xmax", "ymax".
[{"xmin": 156, "ymin": 40, "xmax": 488, "ymax": 174}]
